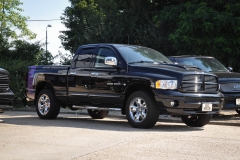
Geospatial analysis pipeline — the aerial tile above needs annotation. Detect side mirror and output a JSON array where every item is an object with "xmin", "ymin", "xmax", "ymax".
[
  {"xmin": 105, "ymin": 57, "xmax": 117, "ymax": 66},
  {"xmin": 227, "ymin": 67, "xmax": 233, "ymax": 72}
]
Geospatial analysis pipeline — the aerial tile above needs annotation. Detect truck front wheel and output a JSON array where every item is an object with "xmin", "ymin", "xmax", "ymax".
[
  {"xmin": 235, "ymin": 109, "xmax": 240, "ymax": 115},
  {"xmin": 87, "ymin": 110, "xmax": 109, "ymax": 119},
  {"xmin": 36, "ymin": 89, "xmax": 60, "ymax": 119},
  {"xmin": 126, "ymin": 91, "xmax": 159, "ymax": 129},
  {"xmin": 181, "ymin": 114, "xmax": 212, "ymax": 127}
]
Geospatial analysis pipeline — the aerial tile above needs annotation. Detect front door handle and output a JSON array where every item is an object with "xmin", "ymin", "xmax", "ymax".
[
  {"xmin": 91, "ymin": 72, "xmax": 98, "ymax": 76},
  {"xmin": 70, "ymin": 72, "xmax": 76, "ymax": 75}
]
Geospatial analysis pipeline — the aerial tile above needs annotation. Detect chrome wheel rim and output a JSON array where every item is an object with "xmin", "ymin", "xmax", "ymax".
[
  {"xmin": 38, "ymin": 94, "xmax": 50, "ymax": 115},
  {"xmin": 129, "ymin": 97, "xmax": 147, "ymax": 123}
]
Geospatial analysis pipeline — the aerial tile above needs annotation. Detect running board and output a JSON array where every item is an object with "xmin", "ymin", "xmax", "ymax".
[{"xmin": 72, "ymin": 105, "xmax": 121, "ymax": 111}]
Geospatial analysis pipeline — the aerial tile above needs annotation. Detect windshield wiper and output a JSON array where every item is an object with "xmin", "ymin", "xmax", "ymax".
[
  {"xmin": 185, "ymin": 65, "xmax": 202, "ymax": 70},
  {"xmin": 154, "ymin": 61, "xmax": 169, "ymax": 64},
  {"xmin": 129, "ymin": 61, "xmax": 153, "ymax": 64},
  {"xmin": 209, "ymin": 70, "xmax": 228, "ymax": 72}
]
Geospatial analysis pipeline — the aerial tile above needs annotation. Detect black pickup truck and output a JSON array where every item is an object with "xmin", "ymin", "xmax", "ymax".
[
  {"xmin": 25, "ymin": 44, "xmax": 224, "ymax": 128},
  {"xmin": 0, "ymin": 68, "xmax": 15, "ymax": 112},
  {"xmin": 168, "ymin": 55, "xmax": 240, "ymax": 115}
]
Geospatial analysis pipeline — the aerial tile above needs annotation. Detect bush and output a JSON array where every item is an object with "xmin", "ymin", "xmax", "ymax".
[{"xmin": 0, "ymin": 40, "xmax": 54, "ymax": 107}]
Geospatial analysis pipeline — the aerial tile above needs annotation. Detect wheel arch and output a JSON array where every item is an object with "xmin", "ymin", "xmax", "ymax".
[
  {"xmin": 121, "ymin": 82, "xmax": 156, "ymax": 115},
  {"xmin": 34, "ymin": 81, "xmax": 54, "ymax": 104}
]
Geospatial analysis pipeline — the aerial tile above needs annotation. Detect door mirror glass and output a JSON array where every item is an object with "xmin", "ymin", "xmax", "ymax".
[
  {"xmin": 228, "ymin": 67, "xmax": 233, "ymax": 72},
  {"xmin": 105, "ymin": 57, "xmax": 117, "ymax": 66}
]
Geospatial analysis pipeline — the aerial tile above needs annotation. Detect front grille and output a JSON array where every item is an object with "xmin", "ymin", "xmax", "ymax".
[
  {"xmin": 0, "ymin": 74, "xmax": 9, "ymax": 91},
  {"xmin": 220, "ymin": 83, "xmax": 240, "ymax": 92},
  {"xmin": 181, "ymin": 74, "xmax": 218, "ymax": 93},
  {"xmin": 205, "ymin": 75, "xmax": 217, "ymax": 83},
  {"xmin": 182, "ymin": 83, "xmax": 201, "ymax": 91},
  {"xmin": 183, "ymin": 75, "xmax": 202, "ymax": 82}
]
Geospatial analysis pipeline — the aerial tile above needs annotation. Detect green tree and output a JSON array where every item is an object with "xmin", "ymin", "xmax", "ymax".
[
  {"xmin": 0, "ymin": 0, "xmax": 36, "ymax": 49},
  {"xmin": 60, "ymin": 0, "xmax": 100, "ymax": 53},
  {"xmin": 56, "ymin": 51, "xmax": 72, "ymax": 65},
  {"xmin": 0, "ymin": 40, "xmax": 48, "ymax": 106},
  {"xmin": 0, "ymin": 0, "xmax": 56, "ymax": 106},
  {"xmin": 60, "ymin": 0, "xmax": 240, "ymax": 71},
  {"xmin": 38, "ymin": 50, "xmax": 55, "ymax": 65},
  {"xmin": 59, "ymin": 0, "xmax": 190, "ymax": 54},
  {"xmin": 159, "ymin": 0, "xmax": 240, "ymax": 70}
]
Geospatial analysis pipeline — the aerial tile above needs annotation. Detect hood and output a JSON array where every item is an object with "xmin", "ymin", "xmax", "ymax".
[
  {"xmin": 129, "ymin": 63, "xmax": 203, "ymax": 72},
  {"xmin": 213, "ymin": 72, "xmax": 240, "ymax": 83},
  {"xmin": 128, "ymin": 63, "xmax": 212, "ymax": 79},
  {"xmin": 0, "ymin": 68, "xmax": 9, "ymax": 75}
]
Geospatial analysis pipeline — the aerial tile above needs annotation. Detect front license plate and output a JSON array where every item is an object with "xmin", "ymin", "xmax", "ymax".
[
  {"xmin": 236, "ymin": 99, "xmax": 240, "ymax": 105},
  {"xmin": 202, "ymin": 103, "xmax": 212, "ymax": 111}
]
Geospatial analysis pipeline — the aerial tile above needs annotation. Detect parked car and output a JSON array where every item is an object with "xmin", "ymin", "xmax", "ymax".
[
  {"xmin": 25, "ymin": 44, "xmax": 224, "ymax": 128},
  {"xmin": 168, "ymin": 55, "xmax": 240, "ymax": 115},
  {"xmin": 0, "ymin": 68, "xmax": 15, "ymax": 113}
]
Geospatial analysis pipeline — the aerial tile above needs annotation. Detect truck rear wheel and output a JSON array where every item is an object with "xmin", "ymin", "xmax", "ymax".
[
  {"xmin": 87, "ymin": 110, "xmax": 109, "ymax": 119},
  {"xmin": 181, "ymin": 114, "xmax": 212, "ymax": 127},
  {"xmin": 36, "ymin": 89, "xmax": 60, "ymax": 119},
  {"xmin": 126, "ymin": 91, "xmax": 159, "ymax": 129}
]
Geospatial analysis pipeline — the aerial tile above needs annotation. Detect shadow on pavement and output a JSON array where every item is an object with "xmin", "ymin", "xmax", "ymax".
[{"xmin": 0, "ymin": 111, "xmax": 205, "ymax": 132}]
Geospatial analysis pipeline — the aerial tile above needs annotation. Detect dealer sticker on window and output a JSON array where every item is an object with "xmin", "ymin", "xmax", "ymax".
[
  {"xmin": 236, "ymin": 99, "xmax": 240, "ymax": 105},
  {"xmin": 202, "ymin": 103, "xmax": 212, "ymax": 111}
]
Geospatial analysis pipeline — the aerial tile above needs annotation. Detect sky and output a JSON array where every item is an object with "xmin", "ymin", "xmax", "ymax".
[{"xmin": 21, "ymin": 0, "xmax": 71, "ymax": 62}]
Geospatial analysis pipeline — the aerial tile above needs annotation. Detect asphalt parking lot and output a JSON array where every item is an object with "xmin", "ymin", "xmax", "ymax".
[{"xmin": 0, "ymin": 109, "xmax": 240, "ymax": 160}]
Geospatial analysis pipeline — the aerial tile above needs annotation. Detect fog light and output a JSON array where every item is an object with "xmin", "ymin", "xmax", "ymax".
[{"xmin": 170, "ymin": 100, "xmax": 179, "ymax": 107}]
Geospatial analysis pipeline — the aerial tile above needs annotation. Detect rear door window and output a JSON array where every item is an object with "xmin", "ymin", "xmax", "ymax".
[{"xmin": 73, "ymin": 48, "xmax": 95, "ymax": 68}]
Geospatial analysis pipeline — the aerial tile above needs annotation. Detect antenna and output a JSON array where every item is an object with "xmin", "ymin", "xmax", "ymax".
[
  {"xmin": 127, "ymin": 49, "xmax": 128, "ymax": 73},
  {"xmin": 127, "ymin": 34, "xmax": 129, "ymax": 73}
]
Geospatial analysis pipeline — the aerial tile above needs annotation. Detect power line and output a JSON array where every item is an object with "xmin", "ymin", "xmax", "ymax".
[{"xmin": 26, "ymin": 19, "xmax": 61, "ymax": 21}]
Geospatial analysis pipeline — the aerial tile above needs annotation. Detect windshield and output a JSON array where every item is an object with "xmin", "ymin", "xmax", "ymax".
[
  {"xmin": 176, "ymin": 57, "xmax": 228, "ymax": 72},
  {"xmin": 116, "ymin": 45, "xmax": 173, "ymax": 64}
]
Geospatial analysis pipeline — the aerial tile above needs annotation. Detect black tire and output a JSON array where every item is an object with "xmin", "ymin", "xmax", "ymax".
[
  {"xmin": 126, "ymin": 91, "xmax": 159, "ymax": 129},
  {"xmin": 181, "ymin": 114, "xmax": 212, "ymax": 127},
  {"xmin": 36, "ymin": 89, "xmax": 60, "ymax": 119},
  {"xmin": 87, "ymin": 110, "xmax": 109, "ymax": 119},
  {"xmin": 235, "ymin": 109, "xmax": 240, "ymax": 115}
]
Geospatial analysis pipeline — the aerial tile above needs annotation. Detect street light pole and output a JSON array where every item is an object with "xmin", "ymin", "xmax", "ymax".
[{"xmin": 45, "ymin": 24, "xmax": 52, "ymax": 64}]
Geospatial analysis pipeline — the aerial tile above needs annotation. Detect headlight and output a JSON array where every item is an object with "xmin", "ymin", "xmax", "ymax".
[{"xmin": 155, "ymin": 80, "xmax": 177, "ymax": 90}]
